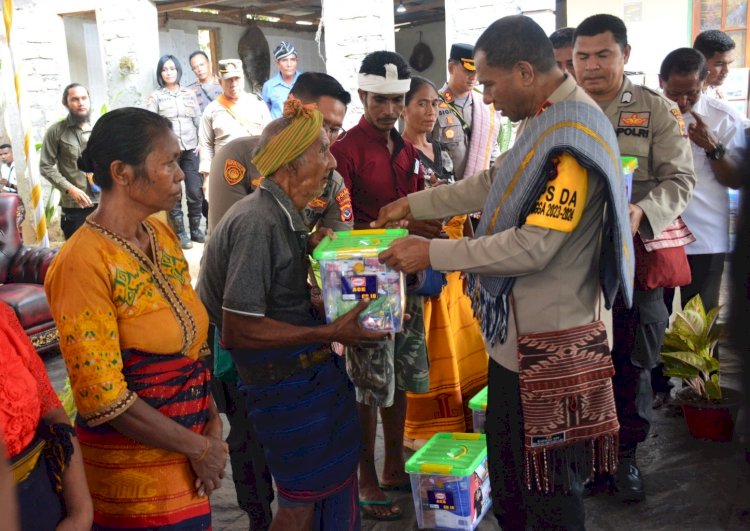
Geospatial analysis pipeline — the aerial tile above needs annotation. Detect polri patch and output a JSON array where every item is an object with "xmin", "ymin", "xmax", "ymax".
[
  {"xmin": 525, "ymin": 153, "xmax": 588, "ymax": 233},
  {"xmin": 618, "ymin": 111, "xmax": 650, "ymax": 128},
  {"xmin": 336, "ymin": 188, "xmax": 353, "ymax": 222},
  {"xmin": 223, "ymin": 159, "xmax": 246, "ymax": 186}
]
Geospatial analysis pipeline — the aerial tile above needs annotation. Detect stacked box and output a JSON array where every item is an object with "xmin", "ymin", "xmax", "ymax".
[
  {"xmin": 621, "ymin": 155, "xmax": 638, "ymax": 201},
  {"xmin": 405, "ymin": 433, "xmax": 491, "ymax": 531},
  {"xmin": 468, "ymin": 387, "xmax": 488, "ymax": 434},
  {"xmin": 312, "ymin": 229, "xmax": 407, "ymax": 333}
]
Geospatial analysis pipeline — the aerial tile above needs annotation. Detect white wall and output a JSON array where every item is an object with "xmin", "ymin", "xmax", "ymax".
[
  {"xmin": 395, "ymin": 20, "xmax": 447, "ymax": 88},
  {"xmin": 567, "ymin": 0, "xmax": 691, "ymax": 87}
]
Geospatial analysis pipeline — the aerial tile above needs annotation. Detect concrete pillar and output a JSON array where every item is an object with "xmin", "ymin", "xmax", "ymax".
[
  {"xmin": 321, "ymin": 0, "xmax": 396, "ymax": 128},
  {"xmin": 444, "ymin": 0, "xmax": 520, "ymax": 55}
]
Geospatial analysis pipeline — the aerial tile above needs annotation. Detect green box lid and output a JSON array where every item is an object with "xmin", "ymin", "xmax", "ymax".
[
  {"xmin": 468, "ymin": 386, "xmax": 488, "ymax": 412},
  {"xmin": 312, "ymin": 228, "xmax": 409, "ymax": 260},
  {"xmin": 405, "ymin": 432, "xmax": 487, "ymax": 476},
  {"xmin": 621, "ymin": 155, "xmax": 638, "ymax": 174}
]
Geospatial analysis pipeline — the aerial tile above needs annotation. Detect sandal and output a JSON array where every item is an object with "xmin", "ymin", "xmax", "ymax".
[{"xmin": 359, "ymin": 497, "xmax": 403, "ymax": 521}]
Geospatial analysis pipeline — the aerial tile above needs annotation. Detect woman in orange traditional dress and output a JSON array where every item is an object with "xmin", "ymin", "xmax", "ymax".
[
  {"xmin": 401, "ymin": 77, "xmax": 489, "ymax": 450},
  {"xmin": 45, "ymin": 107, "xmax": 227, "ymax": 530}
]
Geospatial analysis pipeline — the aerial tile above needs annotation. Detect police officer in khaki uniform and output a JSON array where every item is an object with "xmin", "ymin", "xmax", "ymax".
[
  {"xmin": 574, "ymin": 14, "xmax": 695, "ymax": 502},
  {"xmin": 431, "ymin": 43, "xmax": 501, "ymax": 181}
]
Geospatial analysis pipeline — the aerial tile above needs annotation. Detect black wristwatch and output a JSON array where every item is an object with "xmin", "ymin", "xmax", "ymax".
[{"xmin": 705, "ymin": 143, "xmax": 726, "ymax": 160}]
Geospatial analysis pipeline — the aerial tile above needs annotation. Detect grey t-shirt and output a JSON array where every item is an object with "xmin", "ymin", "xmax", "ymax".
[{"xmin": 197, "ymin": 178, "xmax": 314, "ymax": 330}]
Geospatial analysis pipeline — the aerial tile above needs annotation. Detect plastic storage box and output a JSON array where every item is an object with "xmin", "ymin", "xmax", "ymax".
[
  {"xmin": 468, "ymin": 387, "xmax": 487, "ymax": 434},
  {"xmin": 621, "ymin": 155, "xmax": 638, "ymax": 201},
  {"xmin": 312, "ymin": 229, "xmax": 407, "ymax": 333},
  {"xmin": 405, "ymin": 432, "xmax": 492, "ymax": 531}
]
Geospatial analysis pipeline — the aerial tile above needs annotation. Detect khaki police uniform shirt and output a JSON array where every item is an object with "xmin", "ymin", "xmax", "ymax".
[
  {"xmin": 198, "ymin": 93, "xmax": 271, "ymax": 175},
  {"xmin": 407, "ymin": 74, "xmax": 606, "ymax": 372},
  {"xmin": 207, "ymin": 136, "xmax": 354, "ymax": 234},
  {"xmin": 601, "ymin": 77, "xmax": 695, "ymax": 239},
  {"xmin": 431, "ymin": 86, "xmax": 501, "ymax": 180},
  {"xmin": 147, "ymin": 87, "xmax": 201, "ymax": 151}
]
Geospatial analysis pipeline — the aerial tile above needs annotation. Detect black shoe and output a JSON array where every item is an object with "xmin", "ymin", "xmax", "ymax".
[
  {"xmin": 613, "ymin": 457, "xmax": 645, "ymax": 502},
  {"xmin": 583, "ymin": 473, "xmax": 612, "ymax": 497},
  {"xmin": 189, "ymin": 217, "xmax": 205, "ymax": 243}
]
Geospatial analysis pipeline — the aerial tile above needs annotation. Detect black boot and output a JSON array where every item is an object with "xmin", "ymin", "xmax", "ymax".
[
  {"xmin": 169, "ymin": 212, "xmax": 193, "ymax": 250},
  {"xmin": 189, "ymin": 216, "xmax": 206, "ymax": 243},
  {"xmin": 613, "ymin": 447, "xmax": 645, "ymax": 502}
]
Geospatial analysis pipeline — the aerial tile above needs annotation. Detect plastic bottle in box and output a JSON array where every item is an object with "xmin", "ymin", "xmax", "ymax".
[
  {"xmin": 312, "ymin": 229, "xmax": 408, "ymax": 333},
  {"xmin": 467, "ymin": 387, "xmax": 488, "ymax": 434},
  {"xmin": 405, "ymin": 433, "xmax": 491, "ymax": 531},
  {"xmin": 621, "ymin": 155, "xmax": 638, "ymax": 201}
]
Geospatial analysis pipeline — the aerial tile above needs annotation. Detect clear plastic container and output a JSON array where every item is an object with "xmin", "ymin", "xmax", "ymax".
[
  {"xmin": 467, "ymin": 387, "xmax": 487, "ymax": 434},
  {"xmin": 621, "ymin": 155, "xmax": 638, "ymax": 201},
  {"xmin": 405, "ymin": 432, "xmax": 491, "ymax": 530},
  {"xmin": 312, "ymin": 229, "xmax": 407, "ymax": 333}
]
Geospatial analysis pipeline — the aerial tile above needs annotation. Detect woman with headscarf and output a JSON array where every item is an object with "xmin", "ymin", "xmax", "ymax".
[{"xmin": 45, "ymin": 107, "xmax": 227, "ymax": 530}]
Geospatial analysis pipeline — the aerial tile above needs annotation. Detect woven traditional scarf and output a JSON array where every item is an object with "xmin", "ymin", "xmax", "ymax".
[
  {"xmin": 467, "ymin": 100, "xmax": 634, "ymax": 345},
  {"xmin": 252, "ymin": 96, "xmax": 324, "ymax": 176}
]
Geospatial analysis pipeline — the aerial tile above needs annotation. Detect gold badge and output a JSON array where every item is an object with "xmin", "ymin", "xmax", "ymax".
[
  {"xmin": 224, "ymin": 159, "xmax": 246, "ymax": 186},
  {"xmin": 445, "ymin": 129, "xmax": 455, "ymax": 139}
]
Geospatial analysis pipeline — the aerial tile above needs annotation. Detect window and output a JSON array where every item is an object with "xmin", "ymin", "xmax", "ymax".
[
  {"xmin": 197, "ymin": 28, "xmax": 219, "ymax": 74},
  {"xmin": 693, "ymin": 0, "xmax": 748, "ymax": 66}
]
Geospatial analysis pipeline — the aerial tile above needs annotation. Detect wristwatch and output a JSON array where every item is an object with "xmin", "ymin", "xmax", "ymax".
[{"xmin": 705, "ymin": 143, "xmax": 725, "ymax": 160}]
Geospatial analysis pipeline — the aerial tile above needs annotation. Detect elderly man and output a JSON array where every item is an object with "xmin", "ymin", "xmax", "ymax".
[
  {"xmin": 188, "ymin": 50, "xmax": 223, "ymax": 113},
  {"xmin": 40, "ymin": 83, "xmax": 97, "ymax": 239},
  {"xmin": 372, "ymin": 15, "xmax": 633, "ymax": 529},
  {"xmin": 659, "ymin": 48, "xmax": 744, "ymax": 310},
  {"xmin": 432, "ymin": 43, "xmax": 502, "ymax": 181},
  {"xmin": 331, "ymin": 50, "xmax": 438, "ymax": 521},
  {"xmin": 198, "ymin": 58, "xmax": 271, "ymax": 182},
  {"xmin": 197, "ymin": 99, "xmax": 385, "ymax": 531},
  {"xmin": 574, "ymin": 14, "xmax": 695, "ymax": 502},
  {"xmin": 262, "ymin": 42, "xmax": 302, "ymax": 119}
]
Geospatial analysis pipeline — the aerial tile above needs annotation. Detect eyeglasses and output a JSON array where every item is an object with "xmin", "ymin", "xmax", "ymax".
[{"xmin": 324, "ymin": 125, "xmax": 347, "ymax": 142}]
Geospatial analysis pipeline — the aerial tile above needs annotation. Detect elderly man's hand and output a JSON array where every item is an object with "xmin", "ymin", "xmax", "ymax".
[
  {"xmin": 308, "ymin": 227, "xmax": 335, "ymax": 254},
  {"xmin": 330, "ymin": 300, "xmax": 389, "ymax": 346},
  {"xmin": 370, "ymin": 197, "xmax": 411, "ymax": 229},
  {"xmin": 378, "ymin": 236, "xmax": 431, "ymax": 274},
  {"xmin": 406, "ymin": 219, "xmax": 443, "ymax": 239}
]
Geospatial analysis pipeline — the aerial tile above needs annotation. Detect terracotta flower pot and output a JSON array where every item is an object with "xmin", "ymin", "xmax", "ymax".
[{"xmin": 677, "ymin": 387, "xmax": 742, "ymax": 442}]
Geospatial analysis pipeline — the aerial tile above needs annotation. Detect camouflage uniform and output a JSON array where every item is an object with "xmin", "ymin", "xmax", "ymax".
[{"xmin": 345, "ymin": 295, "xmax": 429, "ymax": 407}]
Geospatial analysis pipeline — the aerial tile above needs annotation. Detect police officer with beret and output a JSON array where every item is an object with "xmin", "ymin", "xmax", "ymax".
[
  {"xmin": 574, "ymin": 14, "xmax": 695, "ymax": 502},
  {"xmin": 431, "ymin": 43, "xmax": 502, "ymax": 181}
]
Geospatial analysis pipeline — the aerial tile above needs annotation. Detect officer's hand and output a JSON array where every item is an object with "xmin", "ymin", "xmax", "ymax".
[
  {"xmin": 688, "ymin": 112, "xmax": 718, "ymax": 151},
  {"xmin": 629, "ymin": 203, "xmax": 645, "ymax": 236},
  {"xmin": 329, "ymin": 300, "xmax": 389, "ymax": 346},
  {"xmin": 378, "ymin": 236, "xmax": 431, "ymax": 274},
  {"xmin": 370, "ymin": 197, "xmax": 411, "ymax": 229},
  {"xmin": 406, "ymin": 219, "xmax": 444, "ymax": 239},
  {"xmin": 67, "ymin": 187, "xmax": 93, "ymax": 207}
]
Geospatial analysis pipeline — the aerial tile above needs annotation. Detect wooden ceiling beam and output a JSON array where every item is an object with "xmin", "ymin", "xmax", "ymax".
[{"xmin": 156, "ymin": 0, "xmax": 219, "ymax": 13}]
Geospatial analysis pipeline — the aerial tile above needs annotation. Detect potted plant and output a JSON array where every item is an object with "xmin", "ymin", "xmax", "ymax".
[{"xmin": 661, "ymin": 294, "xmax": 741, "ymax": 442}]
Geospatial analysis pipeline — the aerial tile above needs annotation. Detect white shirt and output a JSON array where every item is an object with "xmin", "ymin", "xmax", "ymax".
[{"xmin": 681, "ymin": 95, "xmax": 745, "ymax": 254}]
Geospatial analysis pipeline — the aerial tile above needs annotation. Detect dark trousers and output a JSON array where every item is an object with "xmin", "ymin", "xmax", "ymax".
[
  {"xmin": 170, "ymin": 149, "xmax": 204, "ymax": 221},
  {"xmin": 486, "ymin": 359, "xmax": 586, "ymax": 531},
  {"xmin": 666, "ymin": 253, "xmax": 726, "ymax": 312},
  {"xmin": 207, "ymin": 325, "xmax": 273, "ymax": 530},
  {"xmin": 61, "ymin": 206, "xmax": 97, "ymax": 239},
  {"xmin": 612, "ymin": 288, "xmax": 668, "ymax": 450}
]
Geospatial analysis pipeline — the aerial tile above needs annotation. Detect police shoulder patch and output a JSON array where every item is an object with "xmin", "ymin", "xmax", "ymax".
[
  {"xmin": 335, "ymin": 188, "xmax": 353, "ymax": 222},
  {"xmin": 224, "ymin": 159, "xmax": 246, "ymax": 186},
  {"xmin": 525, "ymin": 153, "xmax": 588, "ymax": 233},
  {"xmin": 669, "ymin": 107, "xmax": 688, "ymax": 138}
]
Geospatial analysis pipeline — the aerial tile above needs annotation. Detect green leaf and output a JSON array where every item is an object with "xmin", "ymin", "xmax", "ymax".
[
  {"xmin": 683, "ymin": 294, "xmax": 706, "ymax": 320},
  {"xmin": 675, "ymin": 309, "xmax": 705, "ymax": 338},
  {"xmin": 662, "ymin": 331, "xmax": 693, "ymax": 353},
  {"xmin": 705, "ymin": 375, "xmax": 722, "ymax": 401},
  {"xmin": 661, "ymin": 350, "xmax": 712, "ymax": 373},
  {"xmin": 663, "ymin": 365, "xmax": 699, "ymax": 380}
]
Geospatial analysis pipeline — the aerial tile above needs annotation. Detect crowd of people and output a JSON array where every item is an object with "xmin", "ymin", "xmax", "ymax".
[{"xmin": 1, "ymin": 10, "xmax": 748, "ymax": 531}]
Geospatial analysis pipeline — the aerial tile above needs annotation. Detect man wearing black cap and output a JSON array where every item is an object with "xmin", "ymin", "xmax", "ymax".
[
  {"xmin": 262, "ymin": 41, "xmax": 302, "ymax": 118},
  {"xmin": 432, "ymin": 43, "xmax": 502, "ymax": 181}
]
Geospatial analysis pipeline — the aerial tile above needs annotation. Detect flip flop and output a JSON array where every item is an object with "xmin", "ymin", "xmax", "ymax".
[
  {"xmin": 378, "ymin": 480, "xmax": 413, "ymax": 492},
  {"xmin": 359, "ymin": 497, "xmax": 403, "ymax": 521}
]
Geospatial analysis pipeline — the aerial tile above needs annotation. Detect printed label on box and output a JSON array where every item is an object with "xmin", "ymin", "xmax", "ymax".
[
  {"xmin": 427, "ymin": 490, "xmax": 456, "ymax": 511},
  {"xmin": 341, "ymin": 275, "xmax": 378, "ymax": 300}
]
